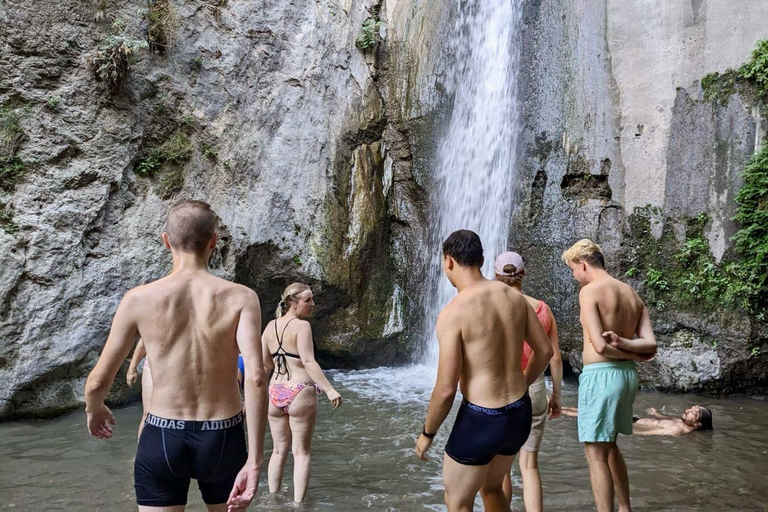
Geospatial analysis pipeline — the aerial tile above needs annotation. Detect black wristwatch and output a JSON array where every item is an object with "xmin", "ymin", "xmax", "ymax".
[{"xmin": 422, "ymin": 426, "xmax": 436, "ymax": 439}]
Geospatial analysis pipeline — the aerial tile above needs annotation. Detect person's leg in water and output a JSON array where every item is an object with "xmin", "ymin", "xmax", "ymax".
[
  {"xmin": 479, "ymin": 455, "xmax": 516, "ymax": 512},
  {"xmin": 608, "ymin": 443, "xmax": 632, "ymax": 512},
  {"xmin": 267, "ymin": 402, "xmax": 292, "ymax": 494},
  {"xmin": 138, "ymin": 362, "xmax": 152, "ymax": 440},
  {"xmin": 584, "ymin": 442, "xmax": 615, "ymax": 512},
  {"xmin": 139, "ymin": 505, "xmax": 185, "ymax": 512},
  {"xmin": 443, "ymin": 453, "xmax": 491, "ymax": 512},
  {"xmin": 519, "ymin": 450, "xmax": 543, "ymax": 512},
  {"xmin": 288, "ymin": 386, "xmax": 319, "ymax": 502}
]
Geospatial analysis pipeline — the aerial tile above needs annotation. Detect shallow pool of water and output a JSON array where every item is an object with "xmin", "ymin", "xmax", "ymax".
[{"xmin": 1, "ymin": 366, "xmax": 767, "ymax": 511}]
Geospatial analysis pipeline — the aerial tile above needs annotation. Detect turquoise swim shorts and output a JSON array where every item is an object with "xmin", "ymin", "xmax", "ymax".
[{"xmin": 578, "ymin": 361, "xmax": 638, "ymax": 443}]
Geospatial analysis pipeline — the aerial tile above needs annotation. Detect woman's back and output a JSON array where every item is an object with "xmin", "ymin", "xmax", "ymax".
[{"xmin": 264, "ymin": 317, "xmax": 313, "ymax": 384}]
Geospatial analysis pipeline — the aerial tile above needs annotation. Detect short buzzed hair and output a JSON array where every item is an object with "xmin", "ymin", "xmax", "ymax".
[
  {"xmin": 561, "ymin": 238, "xmax": 605, "ymax": 269},
  {"xmin": 443, "ymin": 230, "xmax": 483, "ymax": 267},
  {"xmin": 166, "ymin": 200, "xmax": 217, "ymax": 253}
]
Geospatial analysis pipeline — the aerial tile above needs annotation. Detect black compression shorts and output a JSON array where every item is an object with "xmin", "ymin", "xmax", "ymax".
[
  {"xmin": 445, "ymin": 394, "xmax": 532, "ymax": 466},
  {"xmin": 134, "ymin": 412, "xmax": 247, "ymax": 507}
]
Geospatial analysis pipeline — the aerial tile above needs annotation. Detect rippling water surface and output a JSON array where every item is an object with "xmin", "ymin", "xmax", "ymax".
[{"xmin": 2, "ymin": 366, "xmax": 767, "ymax": 511}]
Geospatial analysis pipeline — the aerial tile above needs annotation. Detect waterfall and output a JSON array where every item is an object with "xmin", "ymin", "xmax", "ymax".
[{"xmin": 420, "ymin": 0, "xmax": 524, "ymax": 364}]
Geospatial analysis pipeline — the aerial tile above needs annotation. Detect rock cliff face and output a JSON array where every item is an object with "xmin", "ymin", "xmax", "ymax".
[
  {"xmin": 2, "ymin": 0, "xmax": 767, "ymax": 419},
  {"xmin": 513, "ymin": 0, "xmax": 768, "ymax": 394},
  {"xmin": 0, "ymin": 0, "xmax": 451, "ymax": 418}
]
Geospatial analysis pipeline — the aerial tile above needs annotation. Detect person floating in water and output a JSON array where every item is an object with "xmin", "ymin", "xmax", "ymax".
[
  {"xmin": 415, "ymin": 230, "xmax": 553, "ymax": 512},
  {"xmin": 494, "ymin": 251, "xmax": 563, "ymax": 512},
  {"xmin": 262, "ymin": 283, "xmax": 342, "ymax": 503},
  {"xmin": 562, "ymin": 405, "xmax": 713, "ymax": 436},
  {"xmin": 85, "ymin": 200, "xmax": 268, "ymax": 511},
  {"xmin": 562, "ymin": 239, "xmax": 657, "ymax": 512}
]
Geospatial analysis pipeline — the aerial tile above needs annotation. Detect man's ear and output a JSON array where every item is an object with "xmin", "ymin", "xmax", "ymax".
[
  {"xmin": 209, "ymin": 232, "xmax": 218, "ymax": 249},
  {"xmin": 444, "ymin": 255, "xmax": 454, "ymax": 270},
  {"xmin": 479, "ymin": 256, "xmax": 485, "ymax": 268},
  {"xmin": 162, "ymin": 232, "xmax": 172, "ymax": 250},
  {"xmin": 580, "ymin": 260, "xmax": 588, "ymax": 272}
]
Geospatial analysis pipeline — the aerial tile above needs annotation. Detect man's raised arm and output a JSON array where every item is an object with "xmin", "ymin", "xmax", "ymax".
[
  {"xmin": 228, "ymin": 288, "xmax": 267, "ymax": 510},
  {"xmin": 415, "ymin": 311, "xmax": 462, "ymax": 461},
  {"xmin": 85, "ymin": 291, "xmax": 140, "ymax": 439}
]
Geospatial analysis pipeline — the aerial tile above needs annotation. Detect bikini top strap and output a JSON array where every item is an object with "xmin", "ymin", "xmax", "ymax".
[{"xmin": 272, "ymin": 317, "xmax": 296, "ymax": 379}]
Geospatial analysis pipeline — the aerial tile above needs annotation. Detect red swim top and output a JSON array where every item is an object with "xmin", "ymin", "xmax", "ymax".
[{"xmin": 521, "ymin": 300, "xmax": 552, "ymax": 371}]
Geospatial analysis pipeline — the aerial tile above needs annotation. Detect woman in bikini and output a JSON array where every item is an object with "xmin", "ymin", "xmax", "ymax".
[
  {"xmin": 494, "ymin": 251, "xmax": 563, "ymax": 512},
  {"xmin": 262, "ymin": 282, "xmax": 343, "ymax": 503}
]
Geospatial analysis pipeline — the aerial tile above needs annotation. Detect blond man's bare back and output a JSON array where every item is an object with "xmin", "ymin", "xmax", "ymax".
[
  {"xmin": 441, "ymin": 280, "xmax": 534, "ymax": 407},
  {"xmin": 129, "ymin": 268, "xmax": 254, "ymax": 420},
  {"xmin": 580, "ymin": 276, "xmax": 645, "ymax": 365}
]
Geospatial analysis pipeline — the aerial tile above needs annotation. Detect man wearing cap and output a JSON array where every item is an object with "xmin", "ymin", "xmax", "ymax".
[{"xmin": 561, "ymin": 239, "xmax": 657, "ymax": 512}]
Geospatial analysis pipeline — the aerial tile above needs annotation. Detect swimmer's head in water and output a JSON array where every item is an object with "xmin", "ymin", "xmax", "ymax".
[
  {"xmin": 164, "ymin": 200, "xmax": 218, "ymax": 255},
  {"xmin": 276, "ymin": 282, "xmax": 314, "ymax": 318},
  {"xmin": 562, "ymin": 239, "xmax": 605, "ymax": 285},
  {"xmin": 494, "ymin": 251, "xmax": 525, "ymax": 287},
  {"xmin": 682, "ymin": 405, "xmax": 714, "ymax": 431}
]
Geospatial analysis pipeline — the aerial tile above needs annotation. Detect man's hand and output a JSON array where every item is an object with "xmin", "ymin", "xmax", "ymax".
[
  {"xmin": 548, "ymin": 394, "xmax": 562, "ymax": 419},
  {"xmin": 326, "ymin": 389, "xmax": 343, "ymax": 408},
  {"xmin": 603, "ymin": 331, "xmax": 623, "ymax": 348},
  {"xmin": 126, "ymin": 369, "xmax": 139, "ymax": 387},
  {"xmin": 86, "ymin": 403, "xmax": 116, "ymax": 439},
  {"xmin": 415, "ymin": 433, "xmax": 434, "ymax": 461},
  {"xmin": 227, "ymin": 462, "xmax": 260, "ymax": 511}
]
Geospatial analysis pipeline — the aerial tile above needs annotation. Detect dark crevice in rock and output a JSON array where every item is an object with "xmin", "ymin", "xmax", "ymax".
[{"xmin": 560, "ymin": 172, "xmax": 612, "ymax": 201}]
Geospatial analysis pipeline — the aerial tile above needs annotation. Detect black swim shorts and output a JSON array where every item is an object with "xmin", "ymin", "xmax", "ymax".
[
  {"xmin": 445, "ymin": 394, "xmax": 532, "ymax": 466},
  {"xmin": 134, "ymin": 412, "xmax": 247, "ymax": 507}
]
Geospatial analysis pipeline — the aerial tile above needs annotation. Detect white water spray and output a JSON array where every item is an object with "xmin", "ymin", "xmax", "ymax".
[{"xmin": 421, "ymin": 0, "xmax": 524, "ymax": 364}]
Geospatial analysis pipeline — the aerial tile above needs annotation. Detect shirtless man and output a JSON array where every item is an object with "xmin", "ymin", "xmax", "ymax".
[
  {"xmin": 415, "ymin": 230, "xmax": 553, "ymax": 512},
  {"xmin": 85, "ymin": 200, "xmax": 268, "ymax": 511},
  {"xmin": 562, "ymin": 405, "xmax": 714, "ymax": 436},
  {"xmin": 562, "ymin": 239, "xmax": 657, "ymax": 512}
]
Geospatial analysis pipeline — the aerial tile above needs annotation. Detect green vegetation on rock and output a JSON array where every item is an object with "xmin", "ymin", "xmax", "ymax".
[
  {"xmin": 0, "ymin": 104, "xmax": 28, "ymax": 193},
  {"xmin": 732, "ymin": 144, "xmax": 768, "ymax": 316},
  {"xmin": 0, "ymin": 207, "xmax": 19, "ymax": 234},
  {"xmin": 355, "ymin": 18, "xmax": 381, "ymax": 51},
  {"xmin": 701, "ymin": 39, "xmax": 768, "ymax": 104},
  {"xmin": 90, "ymin": 20, "xmax": 148, "ymax": 92},
  {"xmin": 147, "ymin": 0, "xmax": 175, "ymax": 54},
  {"xmin": 135, "ymin": 130, "xmax": 192, "ymax": 199}
]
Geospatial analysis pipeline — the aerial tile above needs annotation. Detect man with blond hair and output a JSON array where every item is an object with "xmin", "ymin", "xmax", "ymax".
[
  {"xmin": 562, "ymin": 239, "xmax": 657, "ymax": 512},
  {"xmin": 85, "ymin": 200, "xmax": 268, "ymax": 511}
]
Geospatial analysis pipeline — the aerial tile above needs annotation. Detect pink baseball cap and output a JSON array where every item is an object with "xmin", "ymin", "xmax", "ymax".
[{"xmin": 494, "ymin": 251, "xmax": 525, "ymax": 276}]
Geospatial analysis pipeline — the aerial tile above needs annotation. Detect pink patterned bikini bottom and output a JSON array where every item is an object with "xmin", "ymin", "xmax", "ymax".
[{"xmin": 268, "ymin": 382, "xmax": 321, "ymax": 413}]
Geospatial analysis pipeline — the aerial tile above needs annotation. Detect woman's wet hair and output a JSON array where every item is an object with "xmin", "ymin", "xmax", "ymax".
[
  {"xmin": 275, "ymin": 282, "xmax": 311, "ymax": 318},
  {"xmin": 442, "ymin": 229, "xmax": 483, "ymax": 267},
  {"xmin": 697, "ymin": 406, "xmax": 714, "ymax": 431},
  {"xmin": 496, "ymin": 264, "xmax": 525, "ymax": 287}
]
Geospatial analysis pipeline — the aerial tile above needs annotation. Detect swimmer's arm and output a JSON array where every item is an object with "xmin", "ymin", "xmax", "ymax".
[
  {"xmin": 524, "ymin": 302, "xmax": 553, "ymax": 386},
  {"xmin": 127, "ymin": 338, "xmax": 146, "ymax": 373},
  {"xmin": 85, "ymin": 292, "xmax": 140, "ymax": 410},
  {"xmin": 236, "ymin": 290, "xmax": 268, "ymax": 467},
  {"xmin": 580, "ymin": 288, "xmax": 646, "ymax": 361},
  {"xmin": 424, "ymin": 312, "xmax": 462, "ymax": 435},
  {"xmin": 607, "ymin": 305, "xmax": 658, "ymax": 354},
  {"xmin": 296, "ymin": 322, "xmax": 338, "ymax": 395}
]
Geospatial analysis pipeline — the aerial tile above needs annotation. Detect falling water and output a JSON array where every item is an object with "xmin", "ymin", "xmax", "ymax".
[{"xmin": 419, "ymin": 0, "xmax": 524, "ymax": 364}]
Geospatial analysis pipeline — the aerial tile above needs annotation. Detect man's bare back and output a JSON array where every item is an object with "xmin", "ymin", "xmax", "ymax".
[
  {"xmin": 441, "ymin": 279, "xmax": 548, "ymax": 407},
  {"xmin": 130, "ymin": 269, "xmax": 254, "ymax": 420},
  {"xmin": 579, "ymin": 276, "xmax": 646, "ymax": 365}
]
